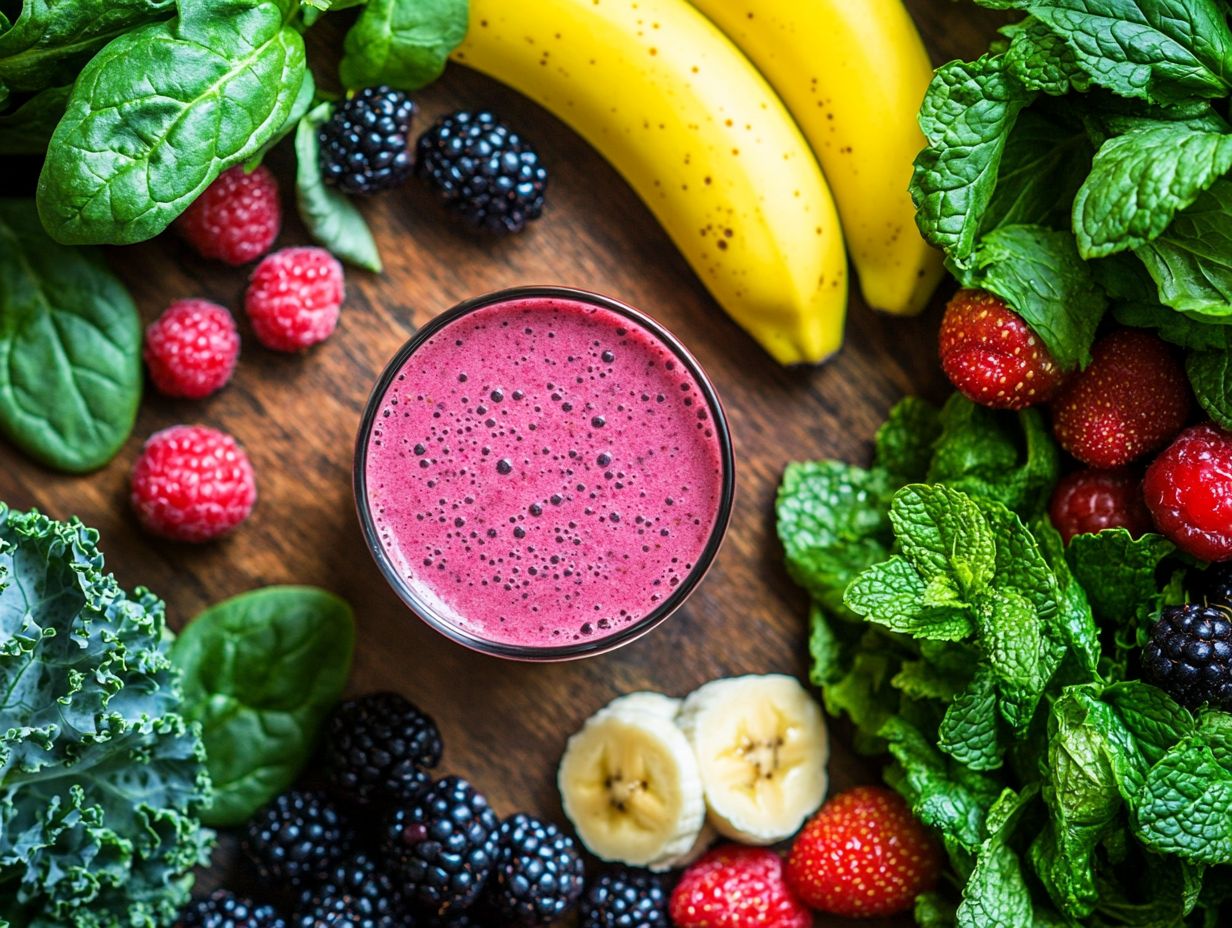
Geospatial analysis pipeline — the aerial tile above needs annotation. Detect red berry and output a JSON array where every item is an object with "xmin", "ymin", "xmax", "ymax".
[
  {"xmin": 130, "ymin": 425, "xmax": 256, "ymax": 542},
  {"xmin": 1050, "ymin": 329, "xmax": 1191, "ymax": 468},
  {"xmin": 1048, "ymin": 468, "xmax": 1152, "ymax": 544},
  {"xmin": 786, "ymin": 785, "xmax": 940, "ymax": 918},
  {"xmin": 245, "ymin": 247, "xmax": 345, "ymax": 352},
  {"xmin": 938, "ymin": 289, "xmax": 1064, "ymax": 409},
  {"xmin": 1144, "ymin": 423, "xmax": 1232, "ymax": 562},
  {"xmin": 143, "ymin": 299, "xmax": 240, "ymax": 399},
  {"xmin": 670, "ymin": 846, "xmax": 810, "ymax": 928},
  {"xmin": 176, "ymin": 165, "xmax": 281, "ymax": 265}
]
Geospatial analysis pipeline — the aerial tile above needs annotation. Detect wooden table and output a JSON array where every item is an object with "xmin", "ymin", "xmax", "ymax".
[{"xmin": 0, "ymin": 1, "xmax": 1004, "ymax": 923}]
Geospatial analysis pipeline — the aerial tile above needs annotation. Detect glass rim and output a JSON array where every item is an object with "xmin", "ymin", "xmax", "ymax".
[{"xmin": 353, "ymin": 285, "xmax": 736, "ymax": 662}]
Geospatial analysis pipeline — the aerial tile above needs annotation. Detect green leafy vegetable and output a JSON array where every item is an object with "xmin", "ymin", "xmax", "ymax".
[
  {"xmin": 1186, "ymin": 348, "xmax": 1232, "ymax": 429},
  {"xmin": 339, "ymin": 0, "xmax": 468, "ymax": 91},
  {"xmin": 1136, "ymin": 736, "xmax": 1232, "ymax": 863},
  {"xmin": 0, "ymin": 0, "xmax": 173, "ymax": 92},
  {"xmin": 295, "ymin": 102, "xmax": 383, "ymax": 272},
  {"xmin": 0, "ymin": 505, "xmax": 211, "ymax": 926},
  {"xmin": 36, "ymin": 1, "xmax": 306, "ymax": 245},
  {"xmin": 957, "ymin": 223, "xmax": 1106, "ymax": 368},
  {"xmin": 0, "ymin": 199, "xmax": 140, "ymax": 472},
  {"xmin": 1135, "ymin": 179, "xmax": 1232, "ymax": 318},
  {"xmin": 0, "ymin": 84, "xmax": 70, "ymax": 155},
  {"xmin": 912, "ymin": 53, "xmax": 1033, "ymax": 262},
  {"xmin": 171, "ymin": 586, "xmax": 355, "ymax": 827}
]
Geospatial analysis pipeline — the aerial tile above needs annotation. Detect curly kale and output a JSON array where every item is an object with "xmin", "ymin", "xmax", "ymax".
[{"xmin": 0, "ymin": 505, "xmax": 212, "ymax": 927}]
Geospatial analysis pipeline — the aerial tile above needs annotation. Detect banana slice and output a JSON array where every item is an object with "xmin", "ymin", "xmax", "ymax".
[
  {"xmin": 679, "ymin": 674, "xmax": 829, "ymax": 845},
  {"xmin": 648, "ymin": 819, "xmax": 717, "ymax": 871},
  {"xmin": 599, "ymin": 691, "xmax": 682, "ymax": 721},
  {"xmin": 558, "ymin": 706, "xmax": 706, "ymax": 870}
]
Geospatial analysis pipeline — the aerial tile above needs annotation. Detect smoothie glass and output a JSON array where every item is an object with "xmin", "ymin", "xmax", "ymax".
[{"xmin": 354, "ymin": 286, "xmax": 734, "ymax": 660}]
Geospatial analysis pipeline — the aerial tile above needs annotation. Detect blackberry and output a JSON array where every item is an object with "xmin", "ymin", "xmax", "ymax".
[
  {"xmin": 178, "ymin": 891, "xmax": 287, "ymax": 928},
  {"xmin": 295, "ymin": 854, "xmax": 406, "ymax": 928},
  {"xmin": 1198, "ymin": 562, "xmax": 1232, "ymax": 608},
  {"xmin": 320, "ymin": 87, "xmax": 417, "ymax": 194},
  {"xmin": 244, "ymin": 790, "xmax": 354, "ymax": 886},
  {"xmin": 327, "ymin": 692, "xmax": 442, "ymax": 805},
  {"xmin": 580, "ymin": 869, "xmax": 670, "ymax": 928},
  {"xmin": 415, "ymin": 110, "xmax": 548, "ymax": 235},
  {"xmin": 488, "ymin": 814, "xmax": 585, "ymax": 925},
  {"xmin": 383, "ymin": 776, "xmax": 500, "ymax": 916},
  {"xmin": 1143, "ymin": 603, "xmax": 1232, "ymax": 710}
]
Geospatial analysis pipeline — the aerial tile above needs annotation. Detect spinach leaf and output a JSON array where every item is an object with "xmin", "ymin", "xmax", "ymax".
[
  {"xmin": 0, "ymin": 83, "xmax": 68, "ymax": 154},
  {"xmin": 912, "ymin": 54, "xmax": 1035, "ymax": 263},
  {"xmin": 1075, "ymin": 124, "xmax": 1232, "ymax": 258},
  {"xmin": 1187, "ymin": 348, "xmax": 1232, "ymax": 429},
  {"xmin": 339, "ymin": 0, "xmax": 468, "ymax": 91},
  {"xmin": 0, "ymin": 199, "xmax": 140, "ymax": 472},
  {"xmin": 1112, "ymin": 300, "xmax": 1232, "ymax": 349},
  {"xmin": 1025, "ymin": 0, "xmax": 1232, "ymax": 104},
  {"xmin": 244, "ymin": 65, "xmax": 316, "ymax": 172},
  {"xmin": 978, "ymin": 109, "xmax": 1091, "ymax": 234},
  {"xmin": 36, "ymin": 2, "xmax": 306, "ymax": 245},
  {"xmin": 171, "ymin": 585, "xmax": 355, "ymax": 827},
  {"xmin": 958, "ymin": 224, "xmax": 1107, "ymax": 369},
  {"xmin": 295, "ymin": 102, "xmax": 383, "ymax": 272},
  {"xmin": 0, "ymin": 0, "xmax": 173, "ymax": 92},
  {"xmin": 1134, "ymin": 179, "xmax": 1232, "ymax": 318}
]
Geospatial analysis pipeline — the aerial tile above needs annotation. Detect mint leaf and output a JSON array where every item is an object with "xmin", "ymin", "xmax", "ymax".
[
  {"xmin": 915, "ymin": 892, "xmax": 959, "ymax": 928},
  {"xmin": 912, "ymin": 53, "xmax": 1034, "ymax": 262},
  {"xmin": 1198, "ymin": 711, "xmax": 1232, "ymax": 770},
  {"xmin": 874, "ymin": 396, "xmax": 941, "ymax": 486},
  {"xmin": 927, "ymin": 395, "xmax": 1059, "ymax": 518},
  {"xmin": 1104, "ymin": 680, "xmax": 1193, "ymax": 766},
  {"xmin": 1135, "ymin": 179, "xmax": 1232, "ymax": 318},
  {"xmin": 889, "ymin": 484, "xmax": 996, "ymax": 595},
  {"xmin": 1112, "ymin": 300, "xmax": 1232, "ymax": 349},
  {"xmin": 1136, "ymin": 735, "xmax": 1232, "ymax": 863},
  {"xmin": 976, "ymin": 587, "xmax": 1056, "ymax": 730},
  {"xmin": 881, "ymin": 716, "xmax": 1002, "ymax": 851},
  {"xmin": 1002, "ymin": 18, "xmax": 1091, "ymax": 95},
  {"xmin": 958, "ymin": 224, "xmax": 1107, "ymax": 369},
  {"xmin": 1026, "ymin": 0, "xmax": 1232, "ymax": 104},
  {"xmin": 822, "ymin": 640, "xmax": 901, "ymax": 746},
  {"xmin": 339, "ymin": 0, "xmax": 467, "ymax": 91},
  {"xmin": 1034, "ymin": 518, "xmax": 1100, "ymax": 674},
  {"xmin": 1186, "ymin": 349, "xmax": 1232, "ymax": 429},
  {"xmin": 845, "ymin": 556, "xmax": 975, "ymax": 641},
  {"xmin": 956, "ymin": 788, "xmax": 1038, "ymax": 928},
  {"xmin": 980, "ymin": 502, "xmax": 1061, "ymax": 626},
  {"xmin": 979, "ymin": 108, "xmax": 1092, "ymax": 234},
  {"xmin": 893, "ymin": 656, "xmax": 972, "ymax": 702},
  {"xmin": 940, "ymin": 671, "xmax": 1005, "ymax": 771},
  {"xmin": 1075, "ymin": 125, "xmax": 1232, "ymax": 259},
  {"xmin": 777, "ymin": 461, "xmax": 892, "ymax": 616}
]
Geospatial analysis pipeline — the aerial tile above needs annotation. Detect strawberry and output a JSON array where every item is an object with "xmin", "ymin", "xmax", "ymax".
[
  {"xmin": 670, "ymin": 846, "xmax": 810, "ymax": 928},
  {"xmin": 938, "ymin": 288, "xmax": 1064, "ymax": 410},
  {"xmin": 1051, "ymin": 329, "xmax": 1191, "ymax": 468},
  {"xmin": 786, "ymin": 785, "xmax": 940, "ymax": 918},
  {"xmin": 1048, "ymin": 467, "xmax": 1152, "ymax": 543}
]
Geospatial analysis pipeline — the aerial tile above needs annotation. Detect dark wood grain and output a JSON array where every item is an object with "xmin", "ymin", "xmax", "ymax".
[{"xmin": 0, "ymin": 1, "xmax": 1006, "ymax": 923}]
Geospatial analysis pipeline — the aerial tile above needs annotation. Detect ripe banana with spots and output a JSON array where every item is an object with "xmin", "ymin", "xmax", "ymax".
[
  {"xmin": 688, "ymin": 0, "xmax": 944, "ymax": 316},
  {"xmin": 452, "ymin": 0, "xmax": 849, "ymax": 365}
]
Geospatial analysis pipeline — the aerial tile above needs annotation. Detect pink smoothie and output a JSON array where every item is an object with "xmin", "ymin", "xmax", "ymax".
[{"xmin": 361, "ymin": 294, "xmax": 729, "ymax": 650}]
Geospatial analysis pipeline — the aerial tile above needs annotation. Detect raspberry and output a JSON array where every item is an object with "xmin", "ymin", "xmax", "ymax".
[
  {"xmin": 1050, "ymin": 329, "xmax": 1191, "ymax": 468},
  {"xmin": 176, "ymin": 165, "xmax": 281, "ymax": 265},
  {"xmin": 130, "ymin": 425, "xmax": 256, "ymax": 542},
  {"xmin": 1048, "ymin": 468, "xmax": 1152, "ymax": 544},
  {"xmin": 1144, "ymin": 423, "xmax": 1232, "ymax": 562},
  {"xmin": 670, "ymin": 846, "xmax": 810, "ymax": 928},
  {"xmin": 938, "ymin": 289, "xmax": 1064, "ymax": 410},
  {"xmin": 143, "ymin": 299, "xmax": 240, "ymax": 399},
  {"xmin": 245, "ymin": 247, "xmax": 345, "ymax": 352},
  {"xmin": 786, "ymin": 786, "xmax": 940, "ymax": 918}
]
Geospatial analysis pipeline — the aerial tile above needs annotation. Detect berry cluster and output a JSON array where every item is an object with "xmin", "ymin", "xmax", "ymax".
[
  {"xmin": 179, "ymin": 693, "xmax": 599, "ymax": 928},
  {"xmin": 940, "ymin": 288, "xmax": 1232, "ymax": 565}
]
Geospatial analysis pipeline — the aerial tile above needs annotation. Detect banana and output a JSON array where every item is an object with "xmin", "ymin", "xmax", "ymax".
[
  {"xmin": 452, "ymin": 0, "xmax": 849, "ymax": 365},
  {"xmin": 678, "ymin": 674, "xmax": 828, "ymax": 844},
  {"xmin": 558, "ymin": 704, "xmax": 707, "ymax": 869},
  {"xmin": 599, "ymin": 692, "xmax": 682, "ymax": 721},
  {"xmin": 687, "ymin": 0, "xmax": 944, "ymax": 316}
]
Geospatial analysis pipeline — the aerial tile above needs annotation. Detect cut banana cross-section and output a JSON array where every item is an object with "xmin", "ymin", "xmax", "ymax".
[
  {"xmin": 679, "ymin": 674, "xmax": 829, "ymax": 845},
  {"xmin": 558, "ymin": 706, "xmax": 706, "ymax": 870}
]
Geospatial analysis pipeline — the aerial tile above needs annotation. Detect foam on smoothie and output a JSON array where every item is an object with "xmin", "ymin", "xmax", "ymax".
[{"xmin": 363, "ymin": 296, "xmax": 725, "ymax": 648}]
